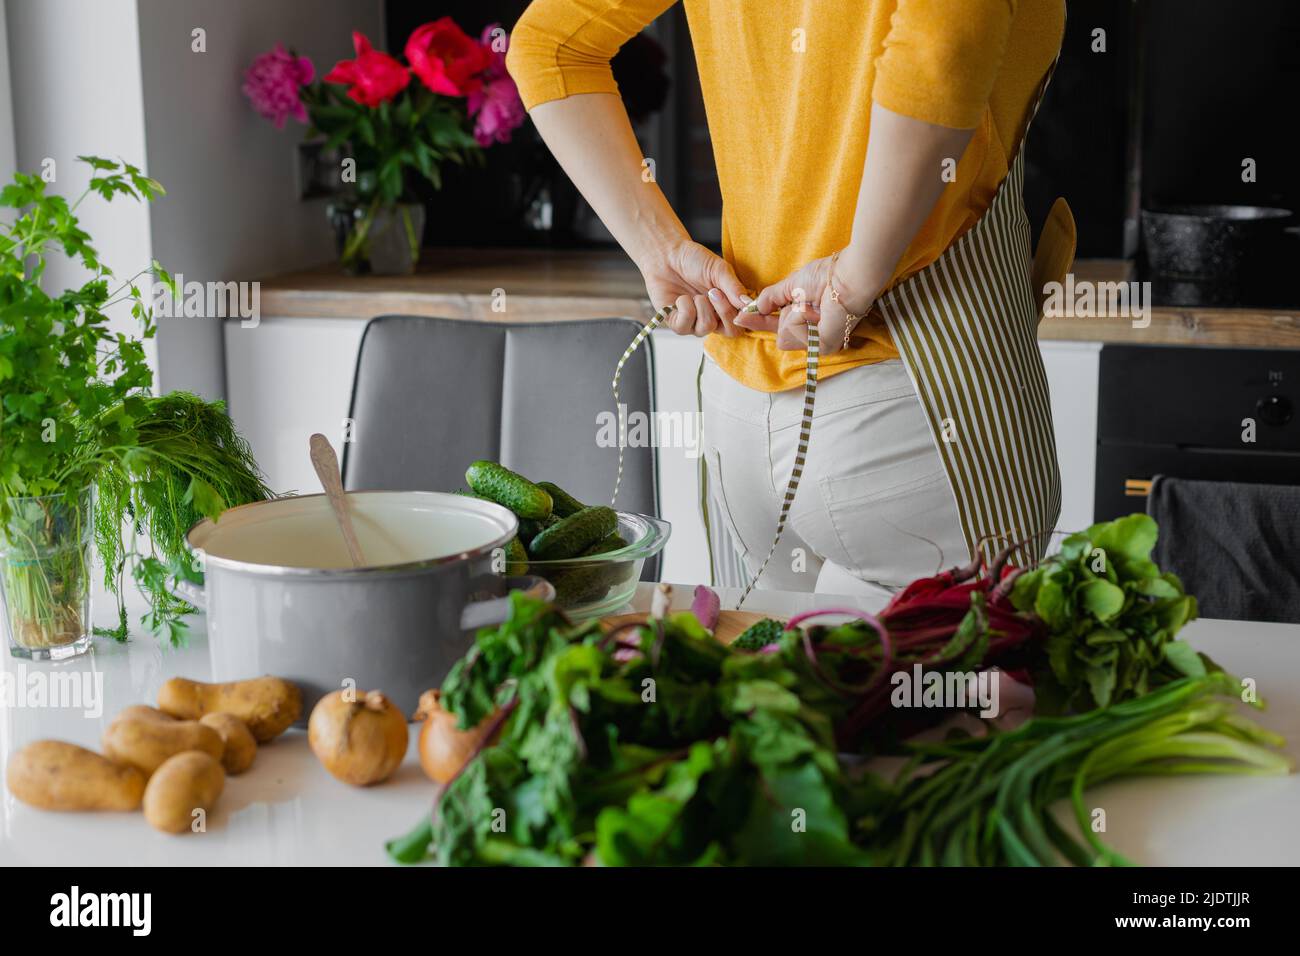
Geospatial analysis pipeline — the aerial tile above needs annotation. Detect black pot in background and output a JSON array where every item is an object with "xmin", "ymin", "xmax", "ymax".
[{"xmin": 1141, "ymin": 204, "xmax": 1292, "ymax": 281}]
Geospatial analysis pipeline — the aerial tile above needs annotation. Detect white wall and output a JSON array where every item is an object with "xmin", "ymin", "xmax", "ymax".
[
  {"xmin": 5, "ymin": 0, "xmax": 154, "ymax": 365},
  {"xmin": 0, "ymin": 1, "xmax": 17, "ymax": 185},
  {"xmin": 136, "ymin": 0, "xmax": 383, "ymax": 400}
]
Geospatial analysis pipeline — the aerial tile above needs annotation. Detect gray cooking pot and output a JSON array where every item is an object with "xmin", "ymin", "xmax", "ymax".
[{"xmin": 183, "ymin": 491, "xmax": 549, "ymax": 720}]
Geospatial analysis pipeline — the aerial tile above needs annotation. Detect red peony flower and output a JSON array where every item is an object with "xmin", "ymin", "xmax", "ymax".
[
  {"xmin": 405, "ymin": 17, "xmax": 491, "ymax": 97},
  {"xmin": 324, "ymin": 32, "xmax": 410, "ymax": 107}
]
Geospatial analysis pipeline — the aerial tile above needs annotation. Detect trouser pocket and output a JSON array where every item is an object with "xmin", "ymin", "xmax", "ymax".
[{"xmin": 703, "ymin": 445, "xmax": 753, "ymax": 582}]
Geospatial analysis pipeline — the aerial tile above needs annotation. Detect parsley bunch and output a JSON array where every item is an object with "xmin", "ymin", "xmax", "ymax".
[{"xmin": 0, "ymin": 157, "xmax": 168, "ymax": 504}]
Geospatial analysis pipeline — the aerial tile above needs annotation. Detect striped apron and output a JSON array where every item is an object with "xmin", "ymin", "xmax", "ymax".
[
  {"xmin": 876, "ymin": 70, "xmax": 1062, "ymax": 569},
  {"xmin": 878, "ymin": 150, "xmax": 1060, "ymax": 568}
]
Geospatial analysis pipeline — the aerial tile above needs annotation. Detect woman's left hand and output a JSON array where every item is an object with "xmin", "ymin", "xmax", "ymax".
[{"xmin": 737, "ymin": 253, "xmax": 879, "ymax": 355}]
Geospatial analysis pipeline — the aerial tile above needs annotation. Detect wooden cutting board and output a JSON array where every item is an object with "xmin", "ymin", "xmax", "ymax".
[{"xmin": 601, "ymin": 609, "xmax": 777, "ymax": 645}]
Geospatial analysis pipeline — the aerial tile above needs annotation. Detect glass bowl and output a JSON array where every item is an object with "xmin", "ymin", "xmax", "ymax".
[{"xmin": 523, "ymin": 512, "xmax": 670, "ymax": 620}]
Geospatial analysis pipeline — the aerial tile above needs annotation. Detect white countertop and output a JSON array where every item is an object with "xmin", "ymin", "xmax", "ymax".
[{"xmin": 2, "ymin": 584, "xmax": 1297, "ymax": 866}]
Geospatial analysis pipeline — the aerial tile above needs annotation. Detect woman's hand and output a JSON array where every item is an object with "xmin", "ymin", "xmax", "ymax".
[
  {"xmin": 738, "ymin": 253, "xmax": 880, "ymax": 354},
  {"xmin": 638, "ymin": 239, "xmax": 751, "ymax": 338}
]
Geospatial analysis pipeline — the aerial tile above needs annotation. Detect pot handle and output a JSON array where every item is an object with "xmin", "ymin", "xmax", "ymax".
[
  {"xmin": 172, "ymin": 579, "xmax": 207, "ymax": 612},
  {"xmin": 459, "ymin": 576, "xmax": 555, "ymax": 631}
]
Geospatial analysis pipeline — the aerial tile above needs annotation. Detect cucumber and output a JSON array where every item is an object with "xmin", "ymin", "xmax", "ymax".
[
  {"xmin": 504, "ymin": 537, "xmax": 529, "ymax": 575},
  {"xmin": 549, "ymin": 541, "xmax": 632, "ymax": 607},
  {"xmin": 528, "ymin": 506, "xmax": 618, "ymax": 561},
  {"xmin": 465, "ymin": 460, "xmax": 552, "ymax": 520},
  {"xmin": 582, "ymin": 533, "xmax": 628, "ymax": 557},
  {"xmin": 536, "ymin": 481, "xmax": 586, "ymax": 518},
  {"xmin": 517, "ymin": 513, "xmax": 559, "ymax": 546},
  {"xmin": 552, "ymin": 567, "xmax": 616, "ymax": 608}
]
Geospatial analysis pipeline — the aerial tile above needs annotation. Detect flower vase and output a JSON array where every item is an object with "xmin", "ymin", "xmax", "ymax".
[{"xmin": 328, "ymin": 201, "xmax": 426, "ymax": 276}]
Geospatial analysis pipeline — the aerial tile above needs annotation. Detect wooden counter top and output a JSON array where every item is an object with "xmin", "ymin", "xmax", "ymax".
[{"xmin": 260, "ymin": 248, "xmax": 1300, "ymax": 349}]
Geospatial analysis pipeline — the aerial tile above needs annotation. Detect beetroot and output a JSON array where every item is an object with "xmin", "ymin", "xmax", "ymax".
[{"xmin": 741, "ymin": 543, "xmax": 1044, "ymax": 747}]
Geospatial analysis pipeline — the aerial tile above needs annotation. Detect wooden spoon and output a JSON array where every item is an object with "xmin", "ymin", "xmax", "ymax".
[{"xmin": 309, "ymin": 433, "xmax": 366, "ymax": 568}]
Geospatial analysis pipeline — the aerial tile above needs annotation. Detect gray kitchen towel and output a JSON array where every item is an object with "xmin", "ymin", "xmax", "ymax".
[{"xmin": 1147, "ymin": 475, "xmax": 1300, "ymax": 623}]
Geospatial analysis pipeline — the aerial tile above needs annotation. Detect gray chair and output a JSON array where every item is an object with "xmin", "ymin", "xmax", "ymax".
[{"xmin": 342, "ymin": 315, "xmax": 660, "ymax": 579}]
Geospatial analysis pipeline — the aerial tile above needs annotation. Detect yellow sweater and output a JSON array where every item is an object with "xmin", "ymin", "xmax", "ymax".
[{"xmin": 508, "ymin": 0, "xmax": 1066, "ymax": 392}]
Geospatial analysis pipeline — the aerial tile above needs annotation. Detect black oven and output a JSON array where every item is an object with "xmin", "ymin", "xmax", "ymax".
[{"xmin": 1095, "ymin": 345, "xmax": 1300, "ymax": 521}]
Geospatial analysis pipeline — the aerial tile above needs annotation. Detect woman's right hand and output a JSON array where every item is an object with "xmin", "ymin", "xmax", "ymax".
[{"xmin": 638, "ymin": 239, "xmax": 751, "ymax": 337}]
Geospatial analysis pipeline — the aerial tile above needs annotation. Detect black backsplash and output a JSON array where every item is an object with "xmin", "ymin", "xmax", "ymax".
[
  {"xmin": 1024, "ymin": 1, "xmax": 1132, "ymax": 258},
  {"xmin": 1140, "ymin": 0, "xmax": 1300, "ymax": 212}
]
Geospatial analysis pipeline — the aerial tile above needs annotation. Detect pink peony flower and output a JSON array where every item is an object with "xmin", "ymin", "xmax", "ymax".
[
  {"xmin": 468, "ymin": 75, "xmax": 525, "ymax": 146},
  {"xmin": 466, "ymin": 27, "xmax": 523, "ymax": 147},
  {"xmin": 243, "ymin": 44, "xmax": 315, "ymax": 128},
  {"xmin": 479, "ymin": 22, "xmax": 509, "ymax": 81}
]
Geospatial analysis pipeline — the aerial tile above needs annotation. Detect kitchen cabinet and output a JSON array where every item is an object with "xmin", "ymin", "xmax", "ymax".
[
  {"xmin": 224, "ymin": 316, "xmax": 369, "ymax": 497},
  {"xmin": 1040, "ymin": 340, "xmax": 1101, "ymax": 536}
]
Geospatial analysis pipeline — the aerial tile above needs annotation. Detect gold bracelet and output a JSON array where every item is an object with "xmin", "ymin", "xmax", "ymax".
[{"xmin": 827, "ymin": 250, "xmax": 865, "ymax": 352}]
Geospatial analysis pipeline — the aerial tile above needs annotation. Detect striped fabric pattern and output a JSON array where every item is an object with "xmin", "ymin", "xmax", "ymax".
[
  {"xmin": 610, "ymin": 310, "xmax": 665, "ymax": 506},
  {"xmin": 877, "ymin": 149, "xmax": 1061, "ymax": 567}
]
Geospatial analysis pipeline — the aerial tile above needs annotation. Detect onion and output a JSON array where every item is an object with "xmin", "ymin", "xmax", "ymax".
[
  {"xmin": 308, "ymin": 689, "xmax": 409, "ymax": 787},
  {"xmin": 413, "ymin": 690, "xmax": 500, "ymax": 785}
]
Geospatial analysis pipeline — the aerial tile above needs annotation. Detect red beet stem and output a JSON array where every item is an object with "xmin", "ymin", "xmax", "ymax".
[{"xmin": 787, "ymin": 607, "xmax": 894, "ymax": 697}]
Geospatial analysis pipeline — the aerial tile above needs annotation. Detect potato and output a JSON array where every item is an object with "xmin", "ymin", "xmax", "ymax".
[
  {"xmin": 113, "ymin": 704, "xmax": 174, "ymax": 724},
  {"xmin": 199, "ymin": 713, "xmax": 257, "ymax": 774},
  {"xmin": 102, "ymin": 714, "xmax": 224, "ymax": 778},
  {"xmin": 6, "ymin": 740, "xmax": 145, "ymax": 811},
  {"xmin": 142, "ymin": 751, "xmax": 225, "ymax": 834},
  {"xmin": 157, "ymin": 676, "xmax": 302, "ymax": 742}
]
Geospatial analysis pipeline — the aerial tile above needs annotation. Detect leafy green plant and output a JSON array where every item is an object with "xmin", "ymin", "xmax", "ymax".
[
  {"xmin": 390, "ymin": 593, "xmax": 871, "ymax": 866},
  {"xmin": 0, "ymin": 158, "xmax": 272, "ymax": 648},
  {"xmin": 1012, "ymin": 513, "xmax": 1207, "ymax": 713},
  {"xmin": 305, "ymin": 82, "xmax": 480, "ymax": 204},
  {"xmin": 0, "ymin": 157, "xmax": 167, "ymax": 504},
  {"xmin": 82, "ymin": 391, "xmax": 272, "ymax": 645},
  {"xmin": 388, "ymin": 591, "xmax": 1287, "ymax": 867}
]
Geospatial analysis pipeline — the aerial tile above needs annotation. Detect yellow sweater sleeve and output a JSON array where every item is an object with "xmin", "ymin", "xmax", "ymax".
[
  {"xmin": 506, "ymin": 0, "xmax": 678, "ymax": 111},
  {"xmin": 873, "ymin": 0, "xmax": 1018, "ymax": 129}
]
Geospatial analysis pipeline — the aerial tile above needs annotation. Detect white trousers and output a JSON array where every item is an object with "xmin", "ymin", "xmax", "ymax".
[{"xmin": 700, "ymin": 355, "xmax": 968, "ymax": 604}]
